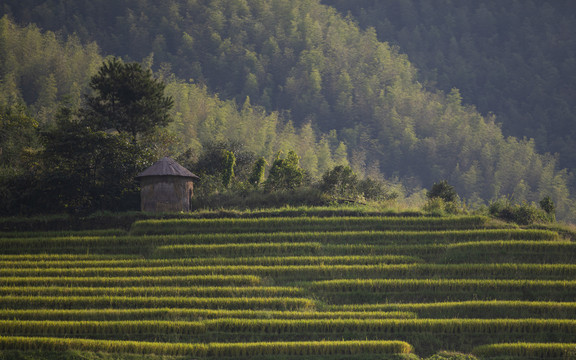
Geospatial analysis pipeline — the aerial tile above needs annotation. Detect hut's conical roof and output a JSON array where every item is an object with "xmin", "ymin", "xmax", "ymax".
[{"xmin": 135, "ymin": 157, "xmax": 199, "ymax": 179}]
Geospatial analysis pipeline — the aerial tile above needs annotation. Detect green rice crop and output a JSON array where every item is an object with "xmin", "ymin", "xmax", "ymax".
[
  {"xmin": 331, "ymin": 301, "xmax": 576, "ymax": 319},
  {"xmin": 0, "ymin": 212, "xmax": 571, "ymax": 357},
  {"xmin": 0, "ymin": 336, "xmax": 413, "ymax": 357},
  {"xmin": 310, "ymin": 278, "xmax": 576, "ymax": 302},
  {"xmin": 0, "ymin": 308, "xmax": 415, "ymax": 321},
  {"xmin": 0, "ymin": 229, "xmax": 127, "ymax": 238},
  {"xmin": 0, "ymin": 255, "xmax": 421, "ymax": 269},
  {"xmin": 152, "ymin": 242, "xmax": 324, "ymax": 257},
  {"xmin": 0, "ymin": 335, "xmax": 207, "ymax": 356},
  {"xmin": 0, "ymin": 254, "xmax": 140, "ymax": 261},
  {"xmin": 0, "ymin": 229, "xmax": 558, "ymax": 254},
  {"xmin": 2, "ymin": 319, "xmax": 576, "ymax": 338},
  {"xmin": 0, "ymin": 296, "xmax": 315, "ymax": 310},
  {"xmin": 311, "ymin": 278, "xmax": 576, "ymax": 292},
  {"xmin": 130, "ymin": 216, "xmax": 489, "ymax": 235},
  {"xmin": 431, "ymin": 240, "xmax": 576, "ymax": 264},
  {"xmin": 4, "ymin": 263, "xmax": 573, "ymax": 280},
  {"xmin": 0, "ymin": 286, "xmax": 305, "ymax": 298},
  {"xmin": 327, "ymin": 240, "xmax": 576, "ymax": 264},
  {"xmin": 0, "ymin": 274, "xmax": 261, "ymax": 287},
  {"xmin": 472, "ymin": 342, "xmax": 576, "ymax": 359}
]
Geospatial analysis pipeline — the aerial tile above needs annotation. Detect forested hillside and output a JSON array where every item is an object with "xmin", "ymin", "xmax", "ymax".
[
  {"xmin": 0, "ymin": 17, "xmax": 346, "ymax": 214},
  {"xmin": 1, "ymin": 0, "xmax": 574, "ymax": 220},
  {"xmin": 324, "ymin": 0, "xmax": 576, "ymax": 171}
]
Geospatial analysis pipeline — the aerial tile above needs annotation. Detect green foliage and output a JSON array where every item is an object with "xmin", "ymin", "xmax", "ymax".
[
  {"xmin": 425, "ymin": 351, "xmax": 477, "ymax": 360},
  {"xmin": 0, "ymin": 105, "xmax": 40, "ymax": 168},
  {"xmin": 265, "ymin": 151, "xmax": 305, "ymax": 192},
  {"xmin": 85, "ymin": 57, "xmax": 174, "ymax": 140},
  {"xmin": 0, "ymin": 16, "xmax": 102, "ymax": 122},
  {"xmin": 0, "ymin": 106, "xmax": 41, "ymax": 216},
  {"xmin": 248, "ymin": 157, "xmax": 267, "ymax": 188},
  {"xmin": 190, "ymin": 188, "xmax": 326, "ymax": 211},
  {"xmin": 423, "ymin": 198, "xmax": 461, "ymax": 216},
  {"xmin": 357, "ymin": 178, "xmax": 399, "ymax": 202},
  {"xmin": 539, "ymin": 195, "xmax": 556, "ymax": 221},
  {"xmin": 320, "ymin": 165, "xmax": 359, "ymax": 200},
  {"xmin": 326, "ymin": 0, "xmax": 576, "ymax": 173},
  {"xmin": 194, "ymin": 141, "xmax": 255, "ymax": 183},
  {"xmin": 0, "ymin": 49, "xmax": 181, "ymax": 215},
  {"xmin": 427, "ymin": 181, "xmax": 458, "ymax": 203},
  {"xmin": 424, "ymin": 181, "xmax": 461, "ymax": 215},
  {"xmin": 319, "ymin": 165, "xmax": 397, "ymax": 203},
  {"xmin": 221, "ymin": 150, "xmax": 236, "ymax": 188},
  {"xmin": 489, "ymin": 199, "xmax": 552, "ymax": 225},
  {"xmin": 1, "ymin": 9, "xmax": 576, "ymax": 220},
  {"xmin": 39, "ymin": 108, "xmax": 150, "ymax": 214}
]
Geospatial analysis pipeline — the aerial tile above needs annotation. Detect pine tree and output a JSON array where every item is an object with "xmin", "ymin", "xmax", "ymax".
[{"xmin": 85, "ymin": 57, "xmax": 174, "ymax": 141}]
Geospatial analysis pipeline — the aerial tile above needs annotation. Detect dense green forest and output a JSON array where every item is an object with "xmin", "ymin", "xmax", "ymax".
[
  {"xmin": 324, "ymin": 0, "xmax": 576, "ymax": 171},
  {"xmin": 0, "ymin": 16, "xmax": 347, "ymax": 214},
  {"xmin": 0, "ymin": 0, "xmax": 574, "ymax": 221}
]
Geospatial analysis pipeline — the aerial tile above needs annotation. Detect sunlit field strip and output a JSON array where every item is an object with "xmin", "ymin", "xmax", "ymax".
[
  {"xmin": 0, "ymin": 296, "xmax": 316, "ymax": 310},
  {"xmin": 153, "ymin": 240, "xmax": 576, "ymax": 263},
  {"xmin": 471, "ymin": 342, "xmax": 576, "ymax": 359},
  {"xmin": 0, "ymin": 229, "xmax": 559, "ymax": 253},
  {"xmin": 0, "ymin": 274, "xmax": 261, "ymax": 287},
  {"xmin": 0, "ymin": 229, "xmax": 127, "ymax": 238},
  {"xmin": 0, "ymin": 286, "xmax": 306, "ymax": 298},
  {"xmin": 400, "ymin": 240, "xmax": 576, "ymax": 264},
  {"xmin": 0, "ymin": 336, "xmax": 414, "ymax": 357},
  {"xmin": 0, "ymin": 308, "xmax": 416, "ymax": 321},
  {"xmin": 0, "ymin": 254, "xmax": 140, "ymax": 261},
  {"xmin": 312, "ymin": 278, "xmax": 576, "ymax": 290},
  {"xmin": 3, "ymin": 263, "xmax": 574, "ymax": 280},
  {"xmin": 330, "ymin": 301, "xmax": 576, "ymax": 319},
  {"xmin": 2, "ymin": 319, "xmax": 576, "ymax": 338},
  {"xmin": 0, "ymin": 255, "xmax": 421, "ymax": 268},
  {"xmin": 130, "ymin": 216, "xmax": 489, "ymax": 234},
  {"xmin": 1, "ymin": 241, "xmax": 572, "ymax": 264}
]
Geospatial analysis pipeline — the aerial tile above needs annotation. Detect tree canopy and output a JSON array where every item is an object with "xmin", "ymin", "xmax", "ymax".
[
  {"xmin": 0, "ymin": 3, "xmax": 575, "ymax": 220},
  {"xmin": 324, "ymin": 0, "xmax": 576, "ymax": 171},
  {"xmin": 85, "ymin": 57, "xmax": 174, "ymax": 140}
]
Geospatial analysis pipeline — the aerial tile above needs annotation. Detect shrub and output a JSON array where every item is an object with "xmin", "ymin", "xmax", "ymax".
[
  {"xmin": 319, "ymin": 165, "xmax": 359, "ymax": 200},
  {"xmin": 222, "ymin": 150, "xmax": 236, "ymax": 188},
  {"xmin": 539, "ymin": 195, "xmax": 556, "ymax": 222},
  {"xmin": 425, "ymin": 181, "xmax": 462, "ymax": 215},
  {"xmin": 489, "ymin": 199, "xmax": 551, "ymax": 225},
  {"xmin": 319, "ymin": 165, "xmax": 399, "ymax": 203},
  {"xmin": 248, "ymin": 157, "xmax": 267, "ymax": 188},
  {"xmin": 357, "ymin": 178, "xmax": 399, "ymax": 202},
  {"xmin": 423, "ymin": 198, "xmax": 461, "ymax": 215},
  {"xmin": 427, "ymin": 180, "xmax": 458, "ymax": 203},
  {"xmin": 264, "ymin": 151, "xmax": 304, "ymax": 192},
  {"xmin": 426, "ymin": 351, "xmax": 477, "ymax": 360}
]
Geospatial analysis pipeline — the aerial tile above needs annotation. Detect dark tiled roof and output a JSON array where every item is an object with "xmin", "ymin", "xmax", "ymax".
[{"xmin": 135, "ymin": 157, "xmax": 199, "ymax": 179}]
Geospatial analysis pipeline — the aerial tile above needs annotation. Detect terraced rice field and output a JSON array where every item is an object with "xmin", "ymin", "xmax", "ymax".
[{"xmin": 0, "ymin": 214, "xmax": 575, "ymax": 359}]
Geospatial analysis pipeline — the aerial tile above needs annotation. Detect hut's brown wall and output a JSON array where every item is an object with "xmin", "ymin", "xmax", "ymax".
[{"xmin": 140, "ymin": 176, "xmax": 194, "ymax": 212}]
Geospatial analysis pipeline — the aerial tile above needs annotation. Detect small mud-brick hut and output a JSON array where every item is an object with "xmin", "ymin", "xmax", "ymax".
[{"xmin": 135, "ymin": 157, "xmax": 200, "ymax": 212}]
